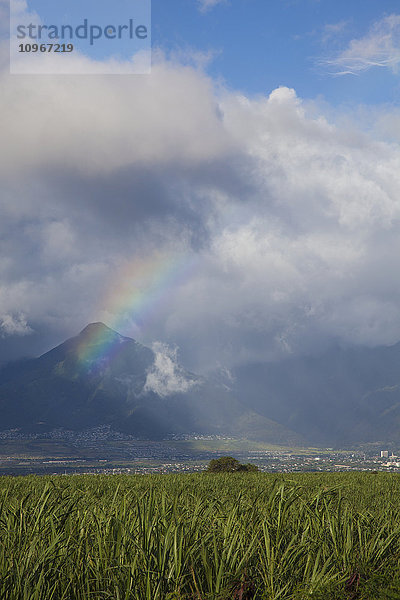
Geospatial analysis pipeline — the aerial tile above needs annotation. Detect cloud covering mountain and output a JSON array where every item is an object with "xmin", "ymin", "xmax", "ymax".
[{"xmin": 2, "ymin": 6, "xmax": 400, "ymax": 373}]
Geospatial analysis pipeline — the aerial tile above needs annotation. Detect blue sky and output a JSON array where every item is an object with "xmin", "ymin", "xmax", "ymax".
[
  {"xmin": 12, "ymin": 0, "xmax": 400, "ymax": 99},
  {"xmin": 153, "ymin": 0, "xmax": 400, "ymax": 104}
]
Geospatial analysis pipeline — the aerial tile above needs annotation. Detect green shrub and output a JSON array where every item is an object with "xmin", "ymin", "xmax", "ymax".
[{"xmin": 206, "ymin": 456, "xmax": 259, "ymax": 472}]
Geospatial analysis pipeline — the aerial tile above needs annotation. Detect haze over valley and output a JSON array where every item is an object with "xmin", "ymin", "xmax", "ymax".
[{"xmin": 3, "ymin": 322, "xmax": 400, "ymax": 452}]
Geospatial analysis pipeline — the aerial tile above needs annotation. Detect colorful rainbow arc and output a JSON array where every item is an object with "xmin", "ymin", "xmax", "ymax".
[{"xmin": 77, "ymin": 252, "xmax": 197, "ymax": 367}]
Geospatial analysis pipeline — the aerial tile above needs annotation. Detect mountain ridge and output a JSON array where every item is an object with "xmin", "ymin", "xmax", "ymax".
[
  {"xmin": 4, "ymin": 323, "xmax": 400, "ymax": 445},
  {"xmin": 0, "ymin": 323, "xmax": 303, "ymax": 444},
  {"xmin": 233, "ymin": 341, "xmax": 400, "ymax": 445}
]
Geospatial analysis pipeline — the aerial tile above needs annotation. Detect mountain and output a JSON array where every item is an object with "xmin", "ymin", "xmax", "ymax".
[
  {"xmin": 0, "ymin": 323, "xmax": 302, "ymax": 444},
  {"xmin": 5, "ymin": 322, "xmax": 400, "ymax": 446},
  {"xmin": 233, "ymin": 342, "xmax": 400, "ymax": 446}
]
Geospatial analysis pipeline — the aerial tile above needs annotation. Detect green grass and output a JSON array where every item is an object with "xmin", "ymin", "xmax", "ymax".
[
  {"xmin": 1, "ymin": 472, "xmax": 400, "ymax": 599},
  {"xmin": 169, "ymin": 439, "xmax": 339, "ymax": 454}
]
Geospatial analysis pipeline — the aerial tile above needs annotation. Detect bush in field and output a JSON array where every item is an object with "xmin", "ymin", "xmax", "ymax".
[{"xmin": 206, "ymin": 455, "xmax": 259, "ymax": 472}]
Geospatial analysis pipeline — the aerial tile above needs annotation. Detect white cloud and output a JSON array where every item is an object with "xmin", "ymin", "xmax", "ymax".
[
  {"xmin": 158, "ymin": 86, "xmax": 400, "ymax": 366},
  {"xmin": 9, "ymin": 46, "xmax": 152, "ymax": 75},
  {"xmin": 321, "ymin": 20, "xmax": 349, "ymax": 45},
  {"xmin": 0, "ymin": 314, "xmax": 33, "ymax": 337},
  {"xmin": 1, "ymin": 45, "xmax": 400, "ymax": 369},
  {"xmin": 198, "ymin": 0, "xmax": 226, "ymax": 13},
  {"xmin": 326, "ymin": 14, "xmax": 400, "ymax": 74},
  {"xmin": 0, "ymin": 58, "xmax": 230, "ymax": 176},
  {"xmin": 144, "ymin": 342, "xmax": 197, "ymax": 397}
]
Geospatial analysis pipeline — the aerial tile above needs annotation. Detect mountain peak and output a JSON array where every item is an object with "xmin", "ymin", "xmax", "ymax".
[{"xmin": 79, "ymin": 322, "xmax": 116, "ymax": 337}]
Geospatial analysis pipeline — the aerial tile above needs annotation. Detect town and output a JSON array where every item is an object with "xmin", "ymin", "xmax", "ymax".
[{"xmin": 0, "ymin": 427, "xmax": 399, "ymax": 476}]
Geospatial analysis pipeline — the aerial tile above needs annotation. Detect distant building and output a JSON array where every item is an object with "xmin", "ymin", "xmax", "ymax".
[{"xmin": 381, "ymin": 450, "xmax": 389, "ymax": 458}]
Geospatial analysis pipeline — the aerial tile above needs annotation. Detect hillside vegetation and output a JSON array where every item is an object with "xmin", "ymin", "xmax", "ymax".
[{"xmin": 1, "ymin": 472, "xmax": 400, "ymax": 599}]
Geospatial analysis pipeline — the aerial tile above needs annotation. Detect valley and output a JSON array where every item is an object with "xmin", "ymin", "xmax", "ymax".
[{"xmin": 0, "ymin": 429, "xmax": 395, "ymax": 476}]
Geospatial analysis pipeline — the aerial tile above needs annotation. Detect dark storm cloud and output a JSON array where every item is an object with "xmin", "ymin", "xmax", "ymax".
[{"xmin": 38, "ymin": 153, "xmax": 253, "ymax": 250}]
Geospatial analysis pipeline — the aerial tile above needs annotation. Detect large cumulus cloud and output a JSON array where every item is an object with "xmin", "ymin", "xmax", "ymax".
[
  {"xmin": 1, "ymin": 46, "xmax": 400, "ymax": 370},
  {"xmin": 165, "ymin": 87, "xmax": 400, "ymax": 367}
]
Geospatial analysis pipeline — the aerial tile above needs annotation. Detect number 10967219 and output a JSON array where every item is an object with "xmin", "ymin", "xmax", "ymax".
[{"xmin": 18, "ymin": 43, "xmax": 74, "ymax": 52}]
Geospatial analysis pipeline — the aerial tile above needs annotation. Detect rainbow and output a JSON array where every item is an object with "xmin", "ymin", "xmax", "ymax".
[{"xmin": 77, "ymin": 251, "xmax": 197, "ymax": 369}]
